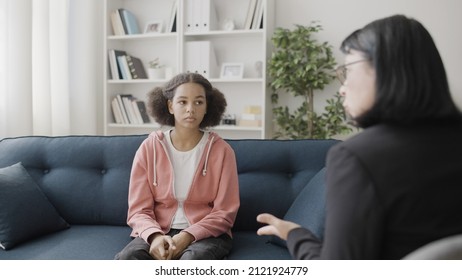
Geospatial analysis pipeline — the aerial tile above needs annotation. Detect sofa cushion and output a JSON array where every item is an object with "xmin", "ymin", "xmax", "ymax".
[
  {"xmin": 271, "ymin": 167, "xmax": 327, "ymax": 247},
  {"xmin": 0, "ymin": 162, "xmax": 69, "ymax": 250}
]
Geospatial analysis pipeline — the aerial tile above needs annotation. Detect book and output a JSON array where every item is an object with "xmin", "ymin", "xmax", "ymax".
[
  {"xmin": 255, "ymin": 0, "xmax": 265, "ymax": 29},
  {"xmin": 238, "ymin": 119, "xmax": 262, "ymax": 127},
  {"xmin": 130, "ymin": 99, "xmax": 144, "ymax": 124},
  {"xmin": 251, "ymin": 0, "xmax": 263, "ymax": 29},
  {"xmin": 115, "ymin": 94, "xmax": 130, "ymax": 124},
  {"xmin": 244, "ymin": 0, "xmax": 258, "ymax": 30},
  {"xmin": 108, "ymin": 49, "xmax": 125, "ymax": 80},
  {"xmin": 119, "ymin": 9, "xmax": 140, "ymax": 35},
  {"xmin": 125, "ymin": 55, "xmax": 147, "ymax": 79},
  {"xmin": 110, "ymin": 10, "xmax": 125, "ymax": 36},
  {"xmin": 108, "ymin": 49, "xmax": 127, "ymax": 80},
  {"xmin": 135, "ymin": 100, "xmax": 151, "ymax": 124},
  {"xmin": 117, "ymin": 55, "xmax": 132, "ymax": 80},
  {"xmin": 121, "ymin": 94, "xmax": 138, "ymax": 124},
  {"xmin": 168, "ymin": 0, "xmax": 178, "ymax": 33},
  {"xmin": 111, "ymin": 98, "xmax": 124, "ymax": 124}
]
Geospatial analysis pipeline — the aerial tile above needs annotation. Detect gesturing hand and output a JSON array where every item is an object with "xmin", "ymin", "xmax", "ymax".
[{"xmin": 256, "ymin": 213, "xmax": 301, "ymax": 241}]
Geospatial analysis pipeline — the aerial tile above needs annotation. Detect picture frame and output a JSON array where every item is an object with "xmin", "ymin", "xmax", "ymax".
[
  {"xmin": 144, "ymin": 20, "xmax": 164, "ymax": 33},
  {"xmin": 220, "ymin": 63, "xmax": 244, "ymax": 79}
]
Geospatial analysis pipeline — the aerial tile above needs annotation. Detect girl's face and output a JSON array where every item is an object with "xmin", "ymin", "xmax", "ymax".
[
  {"xmin": 168, "ymin": 82, "xmax": 207, "ymax": 129},
  {"xmin": 338, "ymin": 50, "xmax": 376, "ymax": 119}
]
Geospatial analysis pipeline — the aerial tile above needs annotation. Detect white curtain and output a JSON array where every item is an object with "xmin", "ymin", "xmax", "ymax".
[{"xmin": 0, "ymin": 0, "xmax": 101, "ymax": 139}]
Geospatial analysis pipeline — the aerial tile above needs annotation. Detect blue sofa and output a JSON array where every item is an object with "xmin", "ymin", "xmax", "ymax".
[{"xmin": 0, "ymin": 135, "xmax": 338, "ymax": 260}]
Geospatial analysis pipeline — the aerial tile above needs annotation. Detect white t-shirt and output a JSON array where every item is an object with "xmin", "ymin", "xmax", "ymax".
[{"xmin": 164, "ymin": 130, "xmax": 208, "ymax": 229}]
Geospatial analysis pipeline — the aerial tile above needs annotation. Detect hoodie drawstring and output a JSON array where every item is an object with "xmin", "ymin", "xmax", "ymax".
[
  {"xmin": 153, "ymin": 140, "xmax": 158, "ymax": 186},
  {"xmin": 202, "ymin": 135, "xmax": 214, "ymax": 176}
]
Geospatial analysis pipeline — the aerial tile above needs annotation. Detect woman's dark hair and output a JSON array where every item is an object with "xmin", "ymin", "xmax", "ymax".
[
  {"xmin": 147, "ymin": 72, "xmax": 227, "ymax": 128},
  {"xmin": 340, "ymin": 14, "xmax": 461, "ymax": 127}
]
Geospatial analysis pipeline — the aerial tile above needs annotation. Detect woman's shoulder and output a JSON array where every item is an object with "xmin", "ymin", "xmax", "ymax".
[{"xmin": 337, "ymin": 122, "xmax": 462, "ymax": 156}]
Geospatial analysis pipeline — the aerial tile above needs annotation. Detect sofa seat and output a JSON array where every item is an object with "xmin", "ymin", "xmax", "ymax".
[
  {"xmin": 0, "ymin": 226, "xmax": 132, "ymax": 260},
  {"xmin": 229, "ymin": 232, "xmax": 291, "ymax": 260}
]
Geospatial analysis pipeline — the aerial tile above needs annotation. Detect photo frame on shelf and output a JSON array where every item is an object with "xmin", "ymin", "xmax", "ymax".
[
  {"xmin": 220, "ymin": 63, "xmax": 244, "ymax": 79},
  {"xmin": 144, "ymin": 20, "xmax": 164, "ymax": 33}
]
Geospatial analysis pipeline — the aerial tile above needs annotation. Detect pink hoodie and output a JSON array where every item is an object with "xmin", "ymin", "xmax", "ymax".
[{"xmin": 127, "ymin": 131, "xmax": 240, "ymax": 243}]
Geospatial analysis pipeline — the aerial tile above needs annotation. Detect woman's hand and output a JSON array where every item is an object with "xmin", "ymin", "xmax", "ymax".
[
  {"xmin": 256, "ymin": 213, "xmax": 301, "ymax": 240},
  {"xmin": 149, "ymin": 233, "xmax": 176, "ymax": 260}
]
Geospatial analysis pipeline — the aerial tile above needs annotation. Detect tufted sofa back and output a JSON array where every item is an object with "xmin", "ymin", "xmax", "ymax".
[
  {"xmin": 0, "ymin": 135, "xmax": 338, "ymax": 229},
  {"xmin": 226, "ymin": 139, "xmax": 338, "ymax": 231},
  {"xmin": 0, "ymin": 135, "xmax": 145, "ymax": 226}
]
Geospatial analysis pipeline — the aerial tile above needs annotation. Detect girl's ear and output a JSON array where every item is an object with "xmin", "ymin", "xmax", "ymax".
[{"xmin": 167, "ymin": 99, "xmax": 174, "ymax": 114}]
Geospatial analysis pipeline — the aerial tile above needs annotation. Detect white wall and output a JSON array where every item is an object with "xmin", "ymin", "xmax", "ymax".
[{"xmin": 273, "ymin": 0, "xmax": 462, "ymax": 111}]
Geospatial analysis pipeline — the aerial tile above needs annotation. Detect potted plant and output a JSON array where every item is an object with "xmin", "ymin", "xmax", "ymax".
[
  {"xmin": 268, "ymin": 23, "xmax": 352, "ymax": 139},
  {"xmin": 147, "ymin": 58, "xmax": 165, "ymax": 79}
]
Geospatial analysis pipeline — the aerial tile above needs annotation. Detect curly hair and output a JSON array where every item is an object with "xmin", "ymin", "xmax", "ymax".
[{"xmin": 146, "ymin": 73, "xmax": 227, "ymax": 129}]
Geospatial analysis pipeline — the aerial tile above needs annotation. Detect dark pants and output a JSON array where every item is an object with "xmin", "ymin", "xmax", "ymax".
[{"xmin": 115, "ymin": 229, "xmax": 233, "ymax": 260}]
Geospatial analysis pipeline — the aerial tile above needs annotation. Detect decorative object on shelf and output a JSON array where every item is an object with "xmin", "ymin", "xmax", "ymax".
[
  {"xmin": 220, "ymin": 63, "xmax": 244, "ymax": 79},
  {"xmin": 221, "ymin": 114, "xmax": 236, "ymax": 125},
  {"xmin": 147, "ymin": 58, "xmax": 165, "ymax": 79},
  {"xmin": 268, "ymin": 22, "xmax": 352, "ymax": 139},
  {"xmin": 164, "ymin": 66, "xmax": 174, "ymax": 79},
  {"xmin": 239, "ymin": 106, "xmax": 262, "ymax": 127},
  {"xmin": 254, "ymin": 60, "xmax": 263, "ymax": 78},
  {"xmin": 221, "ymin": 18, "xmax": 235, "ymax": 31},
  {"xmin": 144, "ymin": 20, "xmax": 164, "ymax": 33}
]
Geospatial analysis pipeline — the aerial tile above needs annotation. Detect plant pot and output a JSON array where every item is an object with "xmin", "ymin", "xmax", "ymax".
[{"xmin": 148, "ymin": 68, "xmax": 165, "ymax": 79}]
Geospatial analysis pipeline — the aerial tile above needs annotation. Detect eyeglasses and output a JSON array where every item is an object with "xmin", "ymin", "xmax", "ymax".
[{"xmin": 335, "ymin": 59, "xmax": 370, "ymax": 85}]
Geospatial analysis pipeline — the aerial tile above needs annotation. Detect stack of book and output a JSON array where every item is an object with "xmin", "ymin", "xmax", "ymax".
[
  {"xmin": 108, "ymin": 50, "xmax": 147, "ymax": 80},
  {"xmin": 243, "ymin": 0, "xmax": 265, "ymax": 30},
  {"xmin": 239, "ymin": 106, "xmax": 262, "ymax": 127},
  {"xmin": 110, "ymin": 8, "xmax": 141, "ymax": 36},
  {"xmin": 111, "ymin": 94, "xmax": 152, "ymax": 125}
]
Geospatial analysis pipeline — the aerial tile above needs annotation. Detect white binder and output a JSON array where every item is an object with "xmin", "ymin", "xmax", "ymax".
[
  {"xmin": 199, "ymin": 0, "xmax": 217, "ymax": 32},
  {"xmin": 185, "ymin": 0, "xmax": 217, "ymax": 33},
  {"xmin": 185, "ymin": 41, "xmax": 217, "ymax": 79}
]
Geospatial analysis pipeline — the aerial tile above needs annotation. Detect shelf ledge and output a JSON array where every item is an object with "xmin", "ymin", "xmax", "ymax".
[
  {"xmin": 108, "ymin": 123, "xmax": 263, "ymax": 132},
  {"xmin": 107, "ymin": 33, "xmax": 177, "ymax": 40}
]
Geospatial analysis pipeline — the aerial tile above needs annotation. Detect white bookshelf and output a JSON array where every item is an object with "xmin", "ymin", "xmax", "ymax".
[{"xmin": 103, "ymin": 0, "xmax": 275, "ymax": 139}]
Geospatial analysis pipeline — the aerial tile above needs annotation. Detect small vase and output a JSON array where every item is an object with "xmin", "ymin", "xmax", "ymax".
[{"xmin": 148, "ymin": 68, "xmax": 165, "ymax": 79}]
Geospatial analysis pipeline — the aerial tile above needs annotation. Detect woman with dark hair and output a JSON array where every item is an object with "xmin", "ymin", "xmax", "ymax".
[
  {"xmin": 116, "ymin": 73, "xmax": 240, "ymax": 260},
  {"xmin": 257, "ymin": 15, "xmax": 462, "ymax": 259}
]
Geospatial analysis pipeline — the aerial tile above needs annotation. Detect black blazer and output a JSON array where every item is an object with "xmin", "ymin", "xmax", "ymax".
[{"xmin": 287, "ymin": 122, "xmax": 462, "ymax": 259}]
